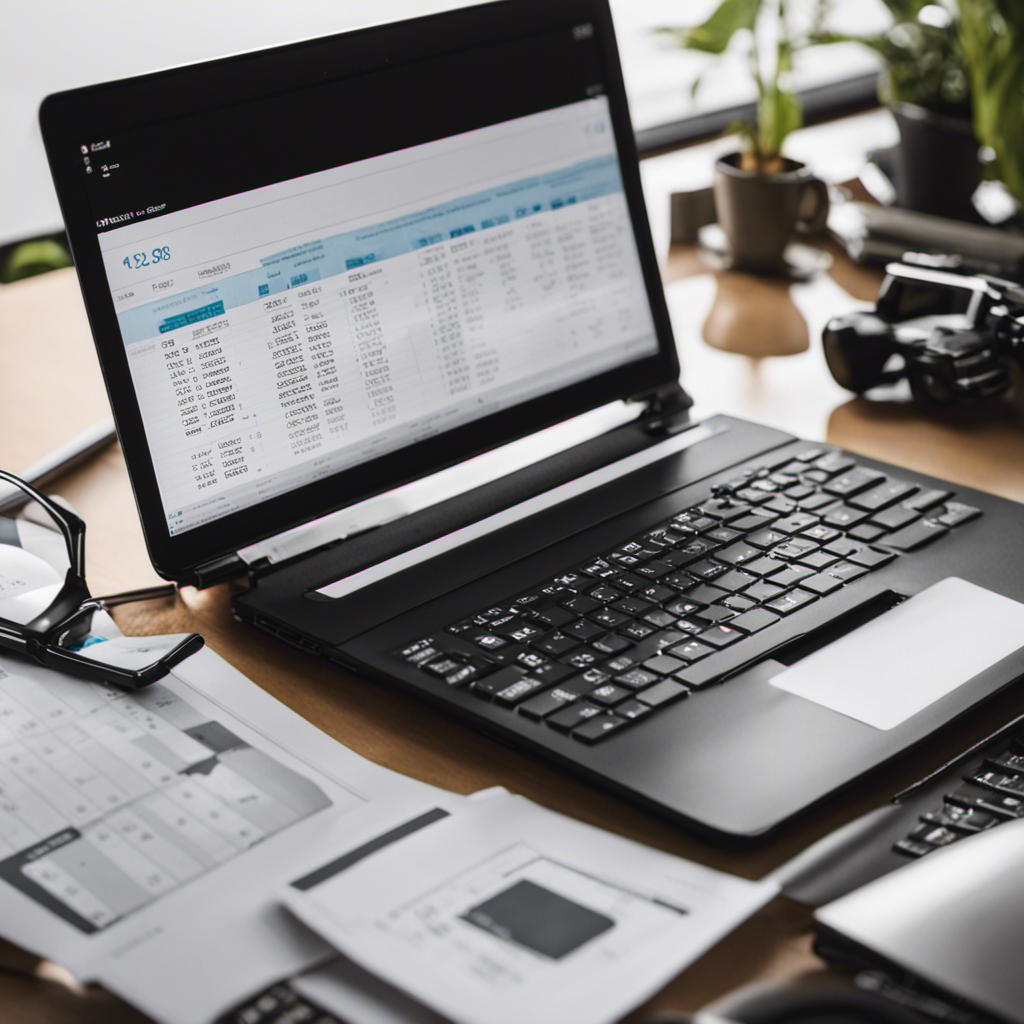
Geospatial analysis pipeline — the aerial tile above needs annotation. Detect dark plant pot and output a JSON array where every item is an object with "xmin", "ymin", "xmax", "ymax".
[{"xmin": 890, "ymin": 101, "xmax": 981, "ymax": 222}]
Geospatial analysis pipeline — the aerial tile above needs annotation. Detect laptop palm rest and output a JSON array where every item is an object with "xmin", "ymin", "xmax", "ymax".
[{"xmin": 770, "ymin": 578, "xmax": 1024, "ymax": 730}]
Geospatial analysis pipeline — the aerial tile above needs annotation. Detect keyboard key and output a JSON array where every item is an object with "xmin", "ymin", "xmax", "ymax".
[
  {"xmin": 872, "ymin": 503, "xmax": 920, "ymax": 530},
  {"xmin": 401, "ymin": 641, "xmax": 442, "ymax": 665},
  {"xmin": 727, "ymin": 608, "xmax": 781, "ymax": 634},
  {"xmin": 824, "ymin": 538, "xmax": 861, "ymax": 558},
  {"xmin": 638, "ymin": 584, "xmax": 677, "ymax": 604},
  {"xmin": 947, "ymin": 783, "xmax": 1024, "ymax": 819},
  {"xmin": 561, "ymin": 594, "xmax": 601, "ymax": 614},
  {"xmin": 671, "ymin": 537, "xmax": 720, "ymax": 562},
  {"xmin": 441, "ymin": 663, "xmax": 482, "ymax": 686},
  {"xmin": 472, "ymin": 665, "xmax": 528, "ymax": 698},
  {"xmin": 621, "ymin": 621, "xmax": 655, "ymax": 640},
  {"xmin": 848, "ymin": 479, "xmax": 917, "ymax": 511},
  {"xmin": 713, "ymin": 569, "xmax": 757, "ymax": 593},
  {"xmin": 729, "ymin": 512, "xmax": 778, "ymax": 531},
  {"xmin": 745, "ymin": 580, "xmax": 786, "ymax": 602},
  {"xmin": 968, "ymin": 770, "xmax": 1024, "ymax": 798},
  {"xmin": 772, "ymin": 538, "xmax": 819, "ymax": 559},
  {"xmin": 565, "ymin": 650, "xmax": 602, "ymax": 669},
  {"xmin": 613, "ymin": 573, "xmax": 646, "ymax": 592},
  {"xmin": 495, "ymin": 676, "xmax": 551, "ymax": 706},
  {"xmin": 534, "ymin": 632, "xmax": 579, "ymax": 656},
  {"xmin": 766, "ymin": 589, "xmax": 817, "ymax": 615},
  {"xmin": 698, "ymin": 624, "xmax": 743, "ymax": 648},
  {"xmin": 773, "ymin": 513, "xmax": 820, "ymax": 534},
  {"xmin": 814, "ymin": 451, "xmax": 856, "ymax": 474},
  {"xmin": 893, "ymin": 839, "xmax": 933, "ymax": 859},
  {"xmin": 845, "ymin": 546, "xmax": 895, "ymax": 568},
  {"xmin": 936, "ymin": 501, "xmax": 981, "ymax": 527},
  {"xmin": 692, "ymin": 604, "xmax": 736, "ymax": 623},
  {"xmin": 825, "ymin": 561, "xmax": 869, "ymax": 582},
  {"xmin": 637, "ymin": 680, "xmax": 689, "ymax": 708},
  {"xmin": 747, "ymin": 528, "xmax": 787, "ymax": 549},
  {"xmin": 884, "ymin": 518, "xmax": 948, "ymax": 551},
  {"xmin": 533, "ymin": 605, "xmax": 576, "ymax": 628},
  {"xmin": 822, "ymin": 505, "xmax": 871, "ymax": 528},
  {"xmin": 423, "ymin": 657, "xmax": 465, "ymax": 678},
  {"xmin": 722, "ymin": 594, "xmax": 757, "ymax": 612},
  {"xmin": 904, "ymin": 488, "xmax": 952, "ymax": 511},
  {"xmin": 698, "ymin": 500, "xmax": 753, "ymax": 522},
  {"xmin": 589, "ymin": 684, "xmax": 631, "ymax": 707},
  {"xmin": 771, "ymin": 565, "xmax": 816, "ymax": 587},
  {"xmin": 592, "ymin": 608, "xmax": 629, "ymax": 629},
  {"xmin": 797, "ymin": 492, "xmax": 838, "ymax": 511},
  {"xmin": 921, "ymin": 805, "xmax": 997, "ymax": 833},
  {"xmin": 665, "ymin": 597, "xmax": 705, "ymax": 616},
  {"xmin": 907, "ymin": 823, "xmax": 960, "ymax": 848},
  {"xmin": 473, "ymin": 633, "xmax": 508, "ymax": 651},
  {"xmin": 588, "ymin": 585, "xmax": 622, "ymax": 604},
  {"xmin": 615, "ymin": 668, "xmax": 660, "ymax": 689},
  {"xmin": 642, "ymin": 609, "xmax": 678, "ymax": 629},
  {"xmin": 715, "ymin": 542, "xmax": 761, "ymax": 566},
  {"xmin": 800, "ymin": 573, "xmax": 844, "ymax": 595},
  {"xmin": 573, "ymin": 714, "xmax": 629, "ymax": 743},
  {"xmin": 799, "ymin": 550, "xmax": 840, "ymax": 570},
  {"xmin": 531, "ymin": 661, "xmax": 574, "ymax": 684},
  {"xmin": 687, "ymin": 559, "xmax": 728, "ymax": 581},
  {"xmin": 823, "ymin": 466, "xmax": 886, "ymax": 497},
  {"xmin": 615, "ymin": 699, "xmax": 652, "ymax": 721},
  {"xmin": 762, "ymin": 495, "xmax": 798, "ymax": 515},
  {"xmin": 670, "ymin": 640, "xmax": 715, "ymax": 661},
  {"xmin": 643, "ymin": 654, "xmax": 688, "ymax": 676},
  {"xmin": 802, "ymin": 524, "xmax": 841, "ymax": 543},
  {"xmin": 591, "ymin": 634, "xmax": 632, "ymax": 655},
  {"xmin": 612, "ymin": 596, "xmax": 654, "ymax": 616},
  {"xmin": 547, "ymin": 701, "xmax": 603, "ymax": 732},
  {"xmin": 636, "ymin": 560, "xmax": 673, "ymax": 580},
  {"xmin": 565, "ymin": 619, "xmax": 605, "ymax": 641},
  {"xmin": 559, "ymin": 668, "xmax": 610, "ymax": 695},
  {"xmin": 849, "ymin": 523, "xmax": 886, "ymax": 542}
]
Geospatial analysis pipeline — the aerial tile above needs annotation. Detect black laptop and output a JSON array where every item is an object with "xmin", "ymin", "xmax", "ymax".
[{"xmin": 40, "ymin": 0, "xmax": 1024, "ymax": 838}]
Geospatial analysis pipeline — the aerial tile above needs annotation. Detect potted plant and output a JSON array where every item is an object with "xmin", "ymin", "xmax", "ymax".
[
  {"xmin": 813, "ymin": 0, "xmax": 979, "ymax": 220},
  {"xmin": 960, "ymin": 0, "xmax": 1024, "ymax": 215},
  {"xmin": 656, "ymin": 0, "xmax": 831, "ymax": 274}
]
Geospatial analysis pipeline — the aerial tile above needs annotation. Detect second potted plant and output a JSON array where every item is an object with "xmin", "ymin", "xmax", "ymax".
[{"xmin": 657, "ymin": 0, "xmax": 830, "ymax": 274}]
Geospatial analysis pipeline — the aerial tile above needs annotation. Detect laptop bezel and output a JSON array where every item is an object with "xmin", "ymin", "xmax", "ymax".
[{"xmin": 39, "ymin": 0, "xmax": 682, "ymax": 583}]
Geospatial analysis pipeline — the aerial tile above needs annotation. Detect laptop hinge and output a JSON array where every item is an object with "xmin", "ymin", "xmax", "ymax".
[
  {"xmin": 635, "ymin": 382, "xmax": 694, "ymax": 436},
  {"xmin": 188, "ymin": 553, "xmax": 250, "ymax": 589}
]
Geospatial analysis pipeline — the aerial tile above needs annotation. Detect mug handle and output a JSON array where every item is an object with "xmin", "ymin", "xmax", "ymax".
[{"xmin": 796, "ymin": 177, "xmax": 830, "ymax": 234}]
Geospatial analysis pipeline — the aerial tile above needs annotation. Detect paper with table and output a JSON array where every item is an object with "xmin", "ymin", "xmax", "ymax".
[
  {"xmin": 1, "ymin": 515, "xmax": 775, "ymax": 1024},
  {"xmin": 283, "ymin": 790, "xmax": 777, "ymax": 1024}
]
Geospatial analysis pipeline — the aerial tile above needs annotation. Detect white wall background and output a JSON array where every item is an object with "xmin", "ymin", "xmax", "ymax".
[{"xmin": 0, "ymin": 0, "xmax": 887, "ymax": 243}]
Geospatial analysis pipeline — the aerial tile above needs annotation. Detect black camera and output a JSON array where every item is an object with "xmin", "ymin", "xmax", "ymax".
[{"xmin": 823, "ymin": 263, "xmax": 1024, "ymax": 403}]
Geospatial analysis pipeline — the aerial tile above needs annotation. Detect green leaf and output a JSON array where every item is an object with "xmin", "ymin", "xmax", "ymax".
[{"xmin": 659, "ymin": 0, "xmax": 763, "ymax": 55}]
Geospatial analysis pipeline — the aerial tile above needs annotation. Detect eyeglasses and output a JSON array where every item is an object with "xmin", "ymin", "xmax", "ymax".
[{"xmin": 0, "ymin": 468, "xmax": 203, "ymax": 690}]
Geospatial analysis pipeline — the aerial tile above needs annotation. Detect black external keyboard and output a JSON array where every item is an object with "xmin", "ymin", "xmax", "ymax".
[
  {"xmin": 893, "ymin": 724, "xmax": 1024, "ymax": 860},
  {"xmin": 395, "ymin": 446, "xmax": 982, "ymax": 746}
]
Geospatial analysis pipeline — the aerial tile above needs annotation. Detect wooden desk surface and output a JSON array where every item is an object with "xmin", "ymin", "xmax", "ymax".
[{"xmin": 5, "ymin": 121, "xmax": 1024, "ymax": 1023}]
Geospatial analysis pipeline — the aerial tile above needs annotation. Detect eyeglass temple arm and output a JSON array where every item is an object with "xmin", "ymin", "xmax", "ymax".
[{"xmin": 0, "ymin": 468, "xmax": 86, "ymax": 573}]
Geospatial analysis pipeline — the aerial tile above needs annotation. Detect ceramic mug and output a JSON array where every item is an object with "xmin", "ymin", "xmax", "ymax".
[{"xmin": 713, "ymin": 153, "xmax": 830, "ymax": 272}]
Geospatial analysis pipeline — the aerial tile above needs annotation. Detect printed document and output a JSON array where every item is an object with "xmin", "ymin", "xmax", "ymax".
[{"xmin": 283, "ymin": 790, "xmax": 777, "ymax": 1024}]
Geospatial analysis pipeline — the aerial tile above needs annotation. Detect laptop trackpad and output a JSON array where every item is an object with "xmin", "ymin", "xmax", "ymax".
[{"xmin": 769, "ymin": 578, "xmax": 1024, "ymax": 730}]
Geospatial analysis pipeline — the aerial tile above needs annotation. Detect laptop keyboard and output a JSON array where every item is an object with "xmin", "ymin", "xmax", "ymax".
[
  {"xmin": 395, "ymin": 446, "xmax": 981, "ymax": 745},
  {"xmin": 894, "ymin": 724, "xmax": 1024, "ymax": 860}
]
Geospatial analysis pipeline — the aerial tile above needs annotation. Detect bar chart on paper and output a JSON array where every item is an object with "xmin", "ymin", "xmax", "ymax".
[{"xmin": 0, "ymin": 659, "xmax": 334, "ymax": 933}]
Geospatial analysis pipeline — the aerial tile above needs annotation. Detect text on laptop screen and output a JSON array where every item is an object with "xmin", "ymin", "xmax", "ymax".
[{"xmin": 85, "ymin": 30, "xmax": 658, "ymax": 536}]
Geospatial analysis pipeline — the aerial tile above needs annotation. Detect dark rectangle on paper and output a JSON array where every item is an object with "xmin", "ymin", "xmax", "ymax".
[
  {"xmin": 291, "ymin": 807, "xmax": 449, "ymax": 891},
  {"xmin": 461, "ymin": 878, "xmax": 614, "ymax": 959}
]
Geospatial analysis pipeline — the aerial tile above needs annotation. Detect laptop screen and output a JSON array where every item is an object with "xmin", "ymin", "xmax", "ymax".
[
  {"xmin": 43, "ymin": 1, "xmax": 677, "ymax": 577},
  {"xmin": 80, "ymin": 27, "xmax": 658, "ymax": 538}
]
